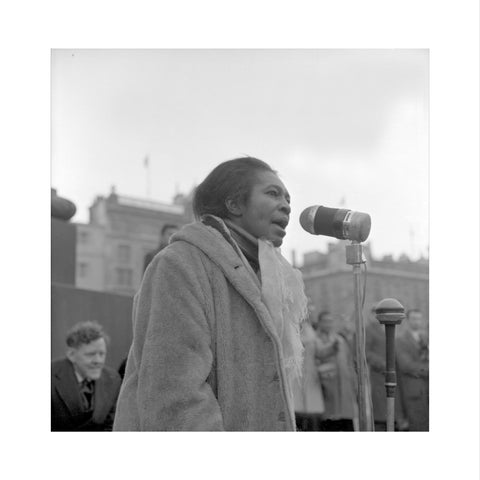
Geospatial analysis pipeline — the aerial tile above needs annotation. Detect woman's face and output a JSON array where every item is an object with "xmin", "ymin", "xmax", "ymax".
[{"xmin": 230, "ymin": 170, "xmax": 291, "ymax": 247}]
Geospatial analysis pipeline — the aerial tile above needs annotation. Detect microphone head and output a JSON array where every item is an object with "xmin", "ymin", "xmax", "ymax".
[
  {"xmin": 299, "ymin": 205, "xmax": 318, "ymax": 234},
  {"xmin": 375, "ymin": 298, "xmax": 405, "ymax": 325},
  {"xmin": 347, "ymin": 210, "xmax": 371, "ymax": 243},
  {"xmin": 299, "ymin": 205, "xmax": 371, "ymax": 242}
]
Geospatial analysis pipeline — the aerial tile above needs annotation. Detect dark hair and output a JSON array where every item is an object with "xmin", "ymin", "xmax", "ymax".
[
  {"xmin": 192, "ymin": 156, "xmax": 276, "ymax": 219},
  {"xmin": 66, "ymin": 321, "xmax": 109, "ymax": 348},
  {"xmin": 161, "ymin": 224, "xmax": 178, "ymax": 236}
]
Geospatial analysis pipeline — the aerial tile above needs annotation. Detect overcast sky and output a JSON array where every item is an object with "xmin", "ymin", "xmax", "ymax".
[{"xmin": 51, "ymin": 49, "xmax": 429, "ymax": 262}]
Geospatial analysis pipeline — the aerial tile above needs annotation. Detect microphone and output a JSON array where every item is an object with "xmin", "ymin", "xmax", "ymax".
[{"xmin": 300, "ymin": 205, "xmax": 371, "ymax": 242}]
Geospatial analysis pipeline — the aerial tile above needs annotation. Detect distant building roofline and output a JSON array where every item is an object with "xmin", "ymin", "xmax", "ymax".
[
  {"xmin": 302, "ymin": 265, "xmax": 428, "ymax": 281},
  {"xmin": 115, "ymin": 195, "xmax": 185, "ymax": 215}
]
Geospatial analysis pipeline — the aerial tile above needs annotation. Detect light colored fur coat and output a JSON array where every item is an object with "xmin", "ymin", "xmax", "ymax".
[{"xmin": 113, "ymin": 218, "xmax": 297, "ymax": 431}]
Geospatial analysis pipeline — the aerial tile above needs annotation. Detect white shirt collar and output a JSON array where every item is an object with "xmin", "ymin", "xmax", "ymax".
[{"xmin": 74, "ymin": 369, "xmax": 85, "ymax": 384}]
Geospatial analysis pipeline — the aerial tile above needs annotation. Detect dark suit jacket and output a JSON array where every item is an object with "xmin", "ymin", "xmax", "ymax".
[{"xmin": 51, "ymin": 358, "xmax": 122, "ymax": 431}]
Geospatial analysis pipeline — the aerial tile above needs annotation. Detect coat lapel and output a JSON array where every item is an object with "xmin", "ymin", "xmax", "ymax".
[
  {"xmin": 91, "ymin": 374, "xmax": 109, "ymax": 422},
  {"xmin": 181, "ymin": 219, "xmax": 279, "ymax": 338},
  {"xmin": 53, "ymin": 359, "xmax": 84, "ymax": 418}
]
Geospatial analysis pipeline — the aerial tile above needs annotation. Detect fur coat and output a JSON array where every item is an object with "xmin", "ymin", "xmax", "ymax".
[{"xmin": 113, "ymin": 218, "xmax": 299, "ymax": 431}]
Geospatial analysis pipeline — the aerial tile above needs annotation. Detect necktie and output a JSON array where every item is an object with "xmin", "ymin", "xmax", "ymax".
[{"xmin": 80, "ymin": 379, "xmax": 94, "ymax": 411}]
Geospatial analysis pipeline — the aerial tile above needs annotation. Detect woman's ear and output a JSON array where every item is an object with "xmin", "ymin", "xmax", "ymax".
[{"xmin": 225, "ymin": 197, "xmax": 243, "ymax": 217}]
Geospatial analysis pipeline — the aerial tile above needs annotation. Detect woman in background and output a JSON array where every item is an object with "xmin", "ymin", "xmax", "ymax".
[
  {"xmin": 113, "ymin": 156, "xmax": 308, "ymax": 431},
  {"xmin": 315, "ymin": 311, "xmax": 358, "ymax": 431},
  {"xmin": 293, "ymin": 314, "xmax": 326, "ymax": 431}
]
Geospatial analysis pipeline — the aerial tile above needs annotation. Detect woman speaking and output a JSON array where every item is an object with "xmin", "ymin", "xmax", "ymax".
[{"xmin": 113, "ymin": 157, "xmax": 308, "ymax": 431}]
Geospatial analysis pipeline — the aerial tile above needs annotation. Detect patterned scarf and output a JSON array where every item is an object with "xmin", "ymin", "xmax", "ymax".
[
  {"xmin": 221, "ymin": 218, "xmax": 309, "ymax": 397},
  {"xmin": 257, "ymin": 239, "xmax": 308, "ymax": 397}
]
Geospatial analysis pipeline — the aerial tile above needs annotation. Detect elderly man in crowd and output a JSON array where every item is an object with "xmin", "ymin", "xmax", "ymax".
[{"xmin": 51, "ymin": 321, "xmax": 121, "ymax": 431}]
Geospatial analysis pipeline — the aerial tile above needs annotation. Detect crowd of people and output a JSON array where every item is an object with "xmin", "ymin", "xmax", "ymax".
[
  {"xmin": 51, "ymin": 309, "xmax": 429, "ymax": 432},
  {"xmin": 294, "ymin": 307, "xmax": 429, "ymax": 432},
  {"xmin": 51, "ymin": 156, "xmax": 429, "ymax": 432}
]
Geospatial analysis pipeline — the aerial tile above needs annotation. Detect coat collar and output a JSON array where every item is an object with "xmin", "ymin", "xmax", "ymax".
[{"xmin": 173, "ymin": 218, "xmax": 278, "ymax": 340}]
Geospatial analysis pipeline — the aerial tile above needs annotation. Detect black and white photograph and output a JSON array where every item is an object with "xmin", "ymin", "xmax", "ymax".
[
  {"xmin": 51, "ymin": 48, "xmax": 429, "ymax": 433},
  {"xmin": 3, "ymin": 1, "xmax": 479, "ymax": 479}
]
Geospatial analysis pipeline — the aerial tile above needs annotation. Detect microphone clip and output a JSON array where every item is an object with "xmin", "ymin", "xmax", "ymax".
[{"xmin": 345, "ymin": 242, "xmax": 366, "ymax": 265}]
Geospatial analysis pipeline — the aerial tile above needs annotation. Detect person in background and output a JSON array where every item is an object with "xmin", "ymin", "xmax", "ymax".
[
  {"xmin": 143, "ymin": 223, "xmax": 180, "ymax": 273},
  {"xmin": 51, "ymin": 321, "xmax": 121, "ymax": 431},
  {"xmin": 114, "ymin": 156, "xmax": 308, "ymax": 431},
  {"xmin": 116, "ymin": 224, "xmax": 181, "ymax": 379},
  {"xmin": 315, "ymin": 311, "xmax": 358, "ymax": 431},
  {"xmin": 365, "ymin": 306, "xmax": 407, "ymax": 431},
  {"xmin": 293, "ymin": 314, "xmax": 325, "ymax": 431},
  {"xmin": 396, "ymin": 309, "xmax": 429, "ymax": 431},
  {"xmin": 337, "ymin": 313, "xmax": 356, "ymax": 346}
]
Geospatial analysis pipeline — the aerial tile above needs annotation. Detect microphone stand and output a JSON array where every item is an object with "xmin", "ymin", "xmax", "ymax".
[
  {"xmin": 345, "ymin": 241, "xmax": 372, "ymax": 431},
  {"xmin": 375, "ymin": 298, "xmax": 405, "ymax": 431}
]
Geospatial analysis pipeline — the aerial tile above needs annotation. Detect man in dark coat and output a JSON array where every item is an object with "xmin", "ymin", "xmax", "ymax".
[
  {"xmin": 51, "ymin": 321, "xmax": 121, "ymax": 431},
  {"xmin": 396, "ymin": 309, "xmax": 429, "ymax": 431}
]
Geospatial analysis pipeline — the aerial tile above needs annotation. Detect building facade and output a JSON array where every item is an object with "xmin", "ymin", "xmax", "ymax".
[
  {"xmin": 301, "ymin": 241, "xmax": 429, "ymax": 326},
  {"xmin": 74, "ymin": 189, "xmax": 429, "ymax": 321},
  {"xmin": 75, "ymin": 188, "xmax": 192, "ymax": 295}
]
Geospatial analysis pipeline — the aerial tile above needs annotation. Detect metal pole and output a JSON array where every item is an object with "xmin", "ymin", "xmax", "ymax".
[
  {"xmin": 375, "ymin": 298, "xmax": 405, "ymax": 432},
  {"xmin": 346, "ymin": 242, "xmax": 371, "ymax": 431},
  {"xmin": 386, "ymin": 397, "xmax": 395, "ymax": 432},
  {"xmin": 144, "ymin": 155, "xmax": 150, "ymax": 199}
]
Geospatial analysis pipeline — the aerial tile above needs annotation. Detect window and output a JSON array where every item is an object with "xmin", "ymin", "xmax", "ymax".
[
  {"xmin": 78, "ymin": 231, "xmax": 90, "ymax": 245},
  {"xmin": 116, "ymin": 267, "xmax": 132, "ymax": 287},
  {"xmin": 78, "ymin": 262, "xmax": 89, "ymax": 278},
  {"xmin": 117, "ymin": 244, "xmax": 131, "ymax": 263}
]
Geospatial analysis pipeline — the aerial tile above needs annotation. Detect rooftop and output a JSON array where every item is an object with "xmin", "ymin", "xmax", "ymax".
[{"xmin": 111, "ymin": 193, "xmax": 185, "ymax": 215}]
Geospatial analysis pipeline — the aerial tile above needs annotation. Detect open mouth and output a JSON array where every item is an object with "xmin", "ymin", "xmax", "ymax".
[{"xmin": 272, "ymin": 218, "xmax": 289, "ymax": 230}]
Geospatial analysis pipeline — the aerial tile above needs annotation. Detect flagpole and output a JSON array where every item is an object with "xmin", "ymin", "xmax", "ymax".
[
  {"xmin": 409, "ymin": 226, "xmax": 415, "ymax": 259},
  {"xmin": 144, "ymin": 155, "xmax": 150, "ymax": 199}
]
